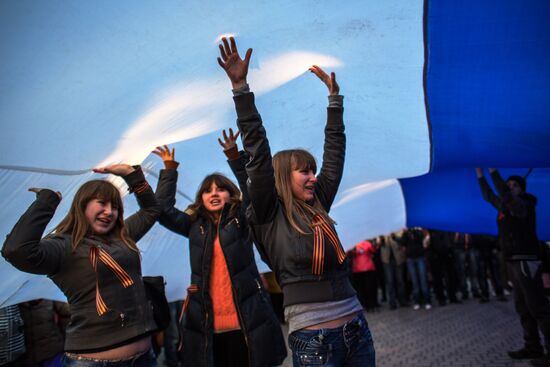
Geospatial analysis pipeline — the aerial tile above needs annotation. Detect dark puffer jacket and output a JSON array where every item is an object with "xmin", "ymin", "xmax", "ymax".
[
  {"xmin": 18, "ymin": 300, "xmax": 70, "ymax": 365},
  {"xmin": 155, "ymin": 155, "xmax": 286, "ymax": 367}
]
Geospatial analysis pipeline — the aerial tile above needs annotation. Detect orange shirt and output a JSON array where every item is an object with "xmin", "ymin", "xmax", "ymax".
[{"xmin": 209, "ymin": 232, "xmax": 240, "ymax": 332}]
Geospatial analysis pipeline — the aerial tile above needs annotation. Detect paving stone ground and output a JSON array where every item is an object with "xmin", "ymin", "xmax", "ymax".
[
  {"xmin": 279, "ymin": 297, "xmax": 531, "ymax": 367},
  {"xmin": 160, "ymin": 295, "xmax": 536, "ymax": 366}
]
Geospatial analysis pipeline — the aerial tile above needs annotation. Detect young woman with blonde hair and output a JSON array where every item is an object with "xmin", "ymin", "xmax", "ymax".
[{"xmin": 217, "ymin": 37, "xmax": 375, "ymax": 366}]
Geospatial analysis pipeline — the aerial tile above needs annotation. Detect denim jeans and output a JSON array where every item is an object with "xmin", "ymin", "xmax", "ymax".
[
  {"xmin": 406, "ymin": 257, "xmax": 431, "ymax": 304},
  {"xmin": 62, "ymin": 349, "xmax": 157, "ymax": 367},
  {"xmin": 288, "ymin": 313, "xmax": 375, "ymax": 366},
  {"xmin": 383, "ymin": 262, "xmax": 407, "ymax": 307}
]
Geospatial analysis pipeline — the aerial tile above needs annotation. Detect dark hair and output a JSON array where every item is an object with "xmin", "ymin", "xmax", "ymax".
[
  {"xmin": 52, "ymin": 180, "xmax": 137, "ymax": 251},
  {"xmin": 507, "ymin": 175, "xmax": 526, "ymax": 192},
  {"xmin": 186, "ymin": 173, "xmax": 242, "ymax": 222}
]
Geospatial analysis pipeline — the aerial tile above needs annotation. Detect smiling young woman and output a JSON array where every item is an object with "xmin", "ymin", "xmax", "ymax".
[
  {"xmin": 153, "ymin": 139, "xmax": 286, "ymax": 367},
  {"xmin": 2, "ymin": 164, "xmax": 161, "ymax": 367},
  {"xmin": 217, "ymin": 36, "xmax": 376, "ymax": 367}
]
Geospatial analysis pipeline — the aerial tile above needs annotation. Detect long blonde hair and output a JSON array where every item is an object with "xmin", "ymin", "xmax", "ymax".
[
  {"xmin": 52, "ymin": 180, "xmax": 137, "ymax": 252},
  {"xmin": 273, "ymin": 149, "xmax": 333, "ymax": 234}
]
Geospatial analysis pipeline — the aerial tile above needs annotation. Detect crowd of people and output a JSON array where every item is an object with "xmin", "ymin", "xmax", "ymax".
[
  {"xmin": 347, "ymin": 229, "xmax": 511, "ymax": 314},
  {"xmin": 0, "ymin": 37, "xmax": 548, "ymax": 367}
]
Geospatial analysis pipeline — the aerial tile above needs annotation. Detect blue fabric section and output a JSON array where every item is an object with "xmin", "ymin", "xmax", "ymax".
[
  {"xmin": 426, "ymin": 0, "xmax": 550, "ymax": 168},
  {"xmin": 400, "ymin": 168, "xmax": 550, "ymax": 241}
]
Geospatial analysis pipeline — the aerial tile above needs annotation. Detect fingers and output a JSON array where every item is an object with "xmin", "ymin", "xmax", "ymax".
[
  {"xmin": 230, "ymin": 37, "xmax": 238, "ymax": 54},
  {"xmin": 223, "ymin": 129, "xmax": 229, "ymax": 141},
  {"xmin": 222, "ymin": 37, "xmax": 231, "ymax": 58},
  {"xmin": 171, "ymin": 148, "xmax": 175, "ymax": 158},
  {"xmin": 93, "ymin": 167, "xmax": 109, "ymax": 174},
  {"xmin": 28, "ymin": 187, "xmax": 41, "ymax": 194},
  {"xmin": 234, "ymin": 130, "xmax": 240, "ymax": 140},
  {"xmin": 217, "ymin": 137, "xmax": 225, "ymax": 148},
  {"xmin": 217, "ymin": 57, "xmax": 226, "ymax": 69},
  {"xmin": 218, "ymin": 44, "xmax": 227, "ymax": 62},
  {"xmin": 243, "ymin": 48, "xmax": 253, "ymax": 68}
]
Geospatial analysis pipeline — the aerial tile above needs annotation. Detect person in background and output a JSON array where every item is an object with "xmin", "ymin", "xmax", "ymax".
[
  {"xmin": 380, "ymin": 232, "xmax": 408, "ymax": 310},
  {"xmin": 473, "ymin": 234, "xmax": 507, "ymax": 303},
  {"xmin": 350, "ymin": 239, "xmax": 380, "ymax": 312},
  {"xmin": 403, "ymin": 228, "xmax": 432, "ymax": 310},
  {"xmin": 476, "ymin": 168, "xmax": 550, "ymax": 366},
  {"xmin": 0, "ymin": 305, "xmax": 26, "ymax": 366},
  {"xmin": 452, "ymin": 232, "xmax": 481, "ymax": 300},
  {"xmin": 16, "ymin": 299, "xmax": 70, "ymax": 367}
]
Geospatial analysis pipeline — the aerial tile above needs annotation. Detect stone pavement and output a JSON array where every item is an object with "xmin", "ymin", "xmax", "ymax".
[
  {"xmin": 159, "ymin": 296, "xmax": 536, "ymax": 366},
  {"xmin": 278, "ymin": 297, "xmax": 530, "ymax": 367}
]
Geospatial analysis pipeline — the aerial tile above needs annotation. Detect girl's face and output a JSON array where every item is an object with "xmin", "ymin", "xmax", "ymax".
[
  {"xmin": 202, "ymin": 182, "xmax": 230, "ymax": 214},
  {"xmin": 85, "ymin": 198, "xmax": 119, "ymax": 235},
  {"xmin": 291, "ymin": 168, "xmax": 317, "ymax": 202}
]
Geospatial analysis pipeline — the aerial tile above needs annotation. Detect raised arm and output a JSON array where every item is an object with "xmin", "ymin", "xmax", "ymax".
[
  {"xmin": 94, "ymin": 164, "xmax": 161, "ymax": 241},
  {"xmin": 475, "ymin": 167, "xmax": 503, "ymax": 211},
  {"xmin": 2, "ymin": 189, "xmax": 67, "ymax": 275},
  {"xmin": 487, "ymin": 168, "xmax": 509, "ymax": 196},
  {"xmin": 309, "ymin": 66, "xmax": 345, "ymax": 211},
  {"xmin": 218, "ymin": 37, "xmax": 278, "ymax": 224},
  {"xmin": 153, "ymin": 146, "xmax": 193, "ymax": 237},
  {"xmin": 219, "ymin": 128, "xmax": 250, "ymax": 206}
]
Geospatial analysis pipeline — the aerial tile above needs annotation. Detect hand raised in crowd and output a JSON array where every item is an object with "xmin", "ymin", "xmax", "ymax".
[
  {"xmin": 28, "ymin": 187, "xmax": 62, "ymax": 200},
  {"xmin": 218, "ymin": 128, "xmax": 240, "ymax": 160},
  {"xmin": 152, "ymin": 145, "xmax": 176, "ymax": 162},
  {"xmin": 217, "ymin": 36, "xmax": 253, "ymax": 89},
  {"xmin": 309, "ymin": 65, "xmax": 340, "ymax": 95},
  {"xmin": 218, "ymin": 128, "xmax": 240, "ymax": 151},
  {"xmin": 93, "ymin": 164, "xmax": 135, "ymax": 177}
]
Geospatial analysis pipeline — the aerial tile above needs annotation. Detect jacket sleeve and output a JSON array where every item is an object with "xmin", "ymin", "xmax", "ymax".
[
  {"xmin": 315, "ymin": 105, "xmax": 346, "ymax": 212},
  {"xmin": 155, "ymin": 168, "xmax": 193, "ymax": 237},
  {"xmin": 123, "ymin": 166, "xmax": 162, "ymax": 242},
  {"xmin": 227, "ymin": 150, "xmax": 251, "ymax": 208},
  {"xmin": 233, "ymin": 92, "xmax": 279, "ymax": 224},
  {"xmin": 478, "ymin": 176, "xmax": 503, "ymax": 211},
  {"xmin": 1, "ymin": 190, "xmax": 67, "ymax": 275}
]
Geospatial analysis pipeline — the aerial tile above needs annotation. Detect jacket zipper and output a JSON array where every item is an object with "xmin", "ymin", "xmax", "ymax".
[
  {"xmin": 220, "ymin": 216, "xmax": 252, "ymax": 363},
  {"xmin": 201, "ymin": 222, "xmax": 209, "ymax": 361}
]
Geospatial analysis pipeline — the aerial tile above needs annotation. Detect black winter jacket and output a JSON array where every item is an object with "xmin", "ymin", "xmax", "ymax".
[
  {"xmin": 155, "ymin": 155, "xmax": 286, "ymax": 367},
  {"xmin": 2, "ymin": 168, "xmax": 160, "ymax": 352},
  {"xmin": 233, "ymin": 92, "xmax": 355, "ymax": 307},
  {"xmin": 18, "ymin": 300, "xmax": 70, "ymax": 364},
  {"xmin": 478, "ymin": 170, "xmax": 539, "ymax": 260}
]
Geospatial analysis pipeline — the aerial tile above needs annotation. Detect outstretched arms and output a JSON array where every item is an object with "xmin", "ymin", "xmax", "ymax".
[{"xmin": 153, "ymin": 146, "xmax": 193, "ymax": 237}]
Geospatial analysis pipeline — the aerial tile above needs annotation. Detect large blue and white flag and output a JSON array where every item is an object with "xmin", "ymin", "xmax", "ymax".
[{"xmin": 1, "ymin": 0, "xmax": 548, "ymax": 305}]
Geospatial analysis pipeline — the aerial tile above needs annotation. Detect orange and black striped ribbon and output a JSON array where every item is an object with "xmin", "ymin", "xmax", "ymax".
[
  {"xmin": 89, "ymin": 246, "xmax": 134, "ymax": 316},
  {"xmin": 311, "ymin": 214, "xmax": 347, "ymax": 275}
]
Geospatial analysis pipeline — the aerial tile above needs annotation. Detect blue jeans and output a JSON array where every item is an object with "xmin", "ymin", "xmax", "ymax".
[
  {"xmin": 406, "ymin": 257, "xmax": 431, "ymax": 305},
  {"xmin": 288, "ymin": 313, "xmax": 375, "ymax": 366},
  {"xmin": 62, "ymin": 349, "xmax": 157, "ymax": 367}
]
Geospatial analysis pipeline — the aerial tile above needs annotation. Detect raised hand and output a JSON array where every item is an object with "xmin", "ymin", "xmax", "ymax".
[
  {"xmin": 217, "ymin": 128, "xmax": 241, "ymax": 152},
  {"xmin": 475, "ymin": 168, "xmax": 484, "ymax": 178},
  {"xmin": 309, "ymin": 65, "xmax": 340, "ymax": 95},
  {"xmin": 93, "ymin": 164, "xmax": 135, "ymax": 177},
  {"xmin": 28, "ymin": 187, "xmax": 62, "ymax": 200},
  {"xmin": 217, "ymin": 36, "xmax": 253, "ymax": 89},
  {"xmin": 152, "ymin": 145, "xmax": 175, "ymax": 162}
]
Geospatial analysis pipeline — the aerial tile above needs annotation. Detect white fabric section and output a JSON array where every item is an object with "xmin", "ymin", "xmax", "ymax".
[
  {"xmin": 0, "ymin": 0, "xmax": 426, "ymax": 305},
  {"xmin": 331, "ymin": 179, "xmax": 407, "ymax": 250}
]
